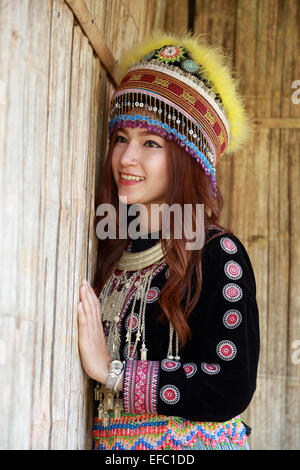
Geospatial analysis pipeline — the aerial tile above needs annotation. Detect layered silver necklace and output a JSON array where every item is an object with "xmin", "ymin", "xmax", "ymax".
[{"xmin": 94, "ymin": 239, "xmax": 180, "ymax": 425}]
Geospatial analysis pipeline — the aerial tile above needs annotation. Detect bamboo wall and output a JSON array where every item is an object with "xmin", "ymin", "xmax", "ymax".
[
  {"xmin": 191, "ymin": 0, "xmax": 300, "ymax": 450},
  {"xmin": 0, "ymin": 0, "xmax": 167, "ymax": 450},
  {"xmin": 0, "ymin": 0, "xmax": 299, "ymax": 451}
]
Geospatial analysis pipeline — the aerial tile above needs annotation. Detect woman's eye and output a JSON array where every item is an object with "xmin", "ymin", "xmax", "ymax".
[
  {"xmin": 115, "ymin": 135, "xmax": 127, "ymax": 144},
  {"xmin": 144, "ymin": 140, "xmax": 162, "ymax": 148}
]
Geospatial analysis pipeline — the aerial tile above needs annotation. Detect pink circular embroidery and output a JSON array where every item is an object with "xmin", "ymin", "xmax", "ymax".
[
  {"xmin": 224, "ymin": 261, "xmax": 243, "ymax": 280},
  {"xmin": 125, "ymin": 313, "xmax": 139, "ymax": 332},
  {"xmin": 216, "ymin": 341, "xmax": 237, "ymax": 361},
  {"xmin": 161, "ymin": 359, "xmax": 181, "ymax": 372},
  {"xmin": 223, "ymin": 283, "xmax": 243, "ymax": 302},
  {"xmin": 223, "ymin": 309, "xmax": 242, "ymax": 329},
  {"xmin": 220, "ymin": 237, "xmax": 237, "ymax": 254},
  {"xmin": 146, "ymin": 287, "xmax": 160, "ymax": 303},
  {"xmin": 201, "ymin": 363, "xmax": 221, "ymax": 375},
  {"xmin": 160, "ymin": 385, "xmax": 180, "ymax": 404},
  {"xmin": 123, "ymin": 344, "xmax": 138, "ymax": 360},
  {"xmin": 183, "ymin": 363, "xmax": 197, "ymax": 378}
]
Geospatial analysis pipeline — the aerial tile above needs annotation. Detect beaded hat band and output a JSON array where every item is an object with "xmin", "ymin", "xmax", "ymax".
[{"xmin": 109, "ymin": 33, "xmax": 250, "ymax": 199}]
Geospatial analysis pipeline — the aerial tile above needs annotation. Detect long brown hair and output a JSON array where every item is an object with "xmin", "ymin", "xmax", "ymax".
[{"xmin": 93, "ymin": 129, "xmax": 233, "ymax": 349}]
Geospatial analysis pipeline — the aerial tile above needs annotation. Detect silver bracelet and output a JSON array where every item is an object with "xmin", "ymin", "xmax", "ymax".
[
  {"xmin": 113, "ymin": 361, "xmax": 125, "ymax": 392},
  {"xmin": 106, "ymin": 360, "xmax": 124, "ymax": 390},
  {"xmin": 113, "ymin": 369, "xmax": 124, "ymax": 392}
]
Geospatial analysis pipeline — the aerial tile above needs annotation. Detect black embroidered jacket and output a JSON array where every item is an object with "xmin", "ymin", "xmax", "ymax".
[{"xmin": 96, "ymin": 228, "xmax": 260, "ymax": 424}]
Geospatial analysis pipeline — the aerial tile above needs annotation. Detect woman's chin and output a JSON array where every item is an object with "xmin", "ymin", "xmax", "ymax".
[{"xmin": 118, "ymin": 192, "xmax": 143, "ymax": 206}]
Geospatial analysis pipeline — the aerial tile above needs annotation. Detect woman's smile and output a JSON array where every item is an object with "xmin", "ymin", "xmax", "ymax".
[
  {"xmin": 119, "ymin": 172, "xmax": 146, "ymax": 185},
  {"xmin": 111, "ymin": 126, "xmax": 169, "ymax": 206}
]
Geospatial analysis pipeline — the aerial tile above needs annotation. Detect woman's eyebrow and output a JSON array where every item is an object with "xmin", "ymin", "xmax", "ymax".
[
  {"xmin": 138, "ymin": 130, "xmax": 163, "ymax": 138},
  {"xmin": 117, "ymin": 128, "xmax": 163, "ymax": 139}
]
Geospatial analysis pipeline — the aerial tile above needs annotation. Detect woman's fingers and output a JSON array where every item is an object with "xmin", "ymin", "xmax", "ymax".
[
  {"xmin": 80, "ymin": 285, "xmax": 92, "ymax": 317},
  {"xmin": 77, "ymin": 301, "xmax": 87, "ymax": 327},
  {"xmin": 85, "ymin": 282, "xmax": 101, "ymax": 331},
  {"xmin": 77, "ymin": 279, "xmax": 112, "ymax": 382},
  {"xmin": 79, "ymin": 280, "xmax": 100, "ymax": 330},
  {"xmin": 88, "ymin": 284, "xmax": 102, "ymax": 323}
]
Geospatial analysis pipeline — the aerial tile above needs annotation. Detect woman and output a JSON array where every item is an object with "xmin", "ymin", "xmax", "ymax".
[{"xmin": 77, "ymin": 33, "xmax": 260, "ymax": 450}]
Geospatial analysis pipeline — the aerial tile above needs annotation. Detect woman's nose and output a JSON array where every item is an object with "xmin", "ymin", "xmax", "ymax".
[{"xmin": 119, "ymin": 141, "xmax": 139, "ymax": 165}]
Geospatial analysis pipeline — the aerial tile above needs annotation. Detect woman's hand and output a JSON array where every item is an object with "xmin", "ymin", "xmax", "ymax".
[{"xmin": 77, "ymin": 278, "xmax": 112, "ymax": 383}]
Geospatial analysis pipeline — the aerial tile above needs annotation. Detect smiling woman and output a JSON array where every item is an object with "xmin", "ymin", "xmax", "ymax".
[
  {"xmin": 77, "ymin": 32, "xmax": 259, "ymax": 451},
  {"xmin": 111, "ymin": 126, "xmax": 169, "ymax": 213}
]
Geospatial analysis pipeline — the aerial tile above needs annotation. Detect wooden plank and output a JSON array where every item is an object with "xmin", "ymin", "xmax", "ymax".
[
  {"xmin": 194, "ymin": 0, "xmax": 300, "ymax": 450},
  {"xmin": 152, "ymin": 0, "xmax": 169, "ymax": 31},
  {"xmin": 253, "ymin": 118, "xmax": 300, "ymax": 128},
  {"xmin": 272, "ymin": 0, "xmax": 300, "ymax": 451},
  {"xmin": 0, "ymin": 0, "xmax": 169, "ymax": 451},
  {"xmin": 195, "ymin": 0, "xmax": 237, "ymax": 51},
  {"xmin": 0, "ymin": 0, "xmax": 52, "ymax": 450},
  {"xmin": 194, "ymin": 0, "xmax": 238, "ymax": 232},
  {"xmin": 164, "ymin": 0, "xmax": 189, "ymax": 35},
  {"xmin": 65, "ymin": 0, "xmax": 118, "ymax": 85}
]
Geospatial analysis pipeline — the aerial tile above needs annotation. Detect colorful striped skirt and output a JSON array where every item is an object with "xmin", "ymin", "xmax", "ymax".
[{"xmin": 92, "ymin": 412, "xmax": 250, "ymax": 450}]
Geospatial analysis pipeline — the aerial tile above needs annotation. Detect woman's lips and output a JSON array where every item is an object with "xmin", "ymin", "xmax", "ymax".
[{"xmin": 119, "ymin": 176, "xmax": 145, "ymax": 185}]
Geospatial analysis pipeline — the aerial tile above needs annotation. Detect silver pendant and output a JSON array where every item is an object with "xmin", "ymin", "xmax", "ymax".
[{"xmin": 101, "ymin": 289, "xmax": 122, "ymax": 322}]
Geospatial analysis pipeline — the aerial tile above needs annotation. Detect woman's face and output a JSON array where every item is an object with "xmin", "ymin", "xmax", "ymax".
[{"xmin": 111, "ymin": 126, "xmax": 169, "ymax": 207}]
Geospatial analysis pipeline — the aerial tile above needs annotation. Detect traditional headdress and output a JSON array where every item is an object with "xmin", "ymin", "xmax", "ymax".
[{"xmin": 108, "ymin": 32, "xmax": 251, "ymax": 199}]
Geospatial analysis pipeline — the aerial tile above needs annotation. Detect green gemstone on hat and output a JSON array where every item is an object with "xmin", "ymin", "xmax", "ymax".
[{"xmin": 182, "ymin": 59, "xmax": 199, "ymax": 73}]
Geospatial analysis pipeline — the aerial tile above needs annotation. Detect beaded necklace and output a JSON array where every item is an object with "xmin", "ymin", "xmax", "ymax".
[{"xmin": 94, "ymin": 239, "xmax": 180, "ymax": 426}]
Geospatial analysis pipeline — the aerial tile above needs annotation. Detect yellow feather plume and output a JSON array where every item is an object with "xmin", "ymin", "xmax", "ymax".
[{"xmin": 115, "ymin": 31, "xmax": 252, "ymax": 155}]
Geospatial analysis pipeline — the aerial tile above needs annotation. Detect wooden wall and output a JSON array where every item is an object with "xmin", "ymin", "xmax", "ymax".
[
  {"xmin": 0, "ymin": 0, "xmax": 299, "ymax": 451},
  {"xmin": 0, "ymin": 0, "xmax": 167, "ymax": 450},
  {"xmin": 191, "ymin": 0, "xmax": 300, "ymax": 450}
]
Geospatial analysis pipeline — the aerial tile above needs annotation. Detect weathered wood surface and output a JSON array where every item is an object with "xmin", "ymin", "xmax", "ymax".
[
  {"xmin": 0, "ymin": 0, "xmax": 167, "ymax": 450},
  {"xmin": 194, "ymin": 0, "xmax": 300, "ymax": 450}
]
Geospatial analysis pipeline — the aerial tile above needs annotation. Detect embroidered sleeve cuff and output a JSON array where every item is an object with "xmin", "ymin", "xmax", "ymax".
[{"xmin": 123, "ymin": 360, "xmax": 160, "ymax": 414}]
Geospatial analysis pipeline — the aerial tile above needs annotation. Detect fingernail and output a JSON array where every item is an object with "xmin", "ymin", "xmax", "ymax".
[{"xmin": 82, "ymin": 278, "xmax": 87, "ymax": 285}]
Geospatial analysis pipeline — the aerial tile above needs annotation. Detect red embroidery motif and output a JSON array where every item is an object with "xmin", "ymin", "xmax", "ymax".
[
  {"xmin": 201, "ymin": 363, "xmax": 221, "ymax": 375},
  {"xmin": 195, "ymin": 100, "xmax": 207, "ymax": 115},
  {"xmin": 223, "ymin": 310, "xmax": 242, "ymax": 329},
  {"xmin": 123, "ymin": 361, "xmax": 159, "ymax": 414},
  {"xmin": 168, "ymin": 82, "xmax": 184, "ymax": 95},
  {"xmin": 141, "ymin": 73, "xmax": 156, "ymax": 83},
  {"xmin": 161, "ymin": 359, "xmax": 181, "ymax": 372},
  {"xmin": 213, "ymin": 121, "xmax": 221, "ymax": 136},
  {"xmin": 123, "ymin": 344, "xmax": 138, "ymax": 360},
  {"xmin": 223, "ymin": 283, "xmax": 243, "ymax": 302},
  {"xmin": 224, "ymin": 261, "xmax": 243, "ymax": 280},
  {"xmin": 160, "ymin": 385, "xmax": 180, "ymax": 404},
  {"xmin": 146, "ymin": 287, "xmax": 160, "ymax": 303},
  {"xmin": 134, "ymin": 362, "xmax": 149, "ymax": 412},
  {"xmin": 125, "ymin": 313, "xmax": 139, "ymax": 332},
  {"xmin": 220, "ymin": 237, "xmax": 237, "ymax": 254},
  {"xmin": 216, "ymin": 341, "xmax": 237, "ymax": 361},
  {"xmin": 183, "ymin": 363, "xmax": 197, "ymax": 378}
]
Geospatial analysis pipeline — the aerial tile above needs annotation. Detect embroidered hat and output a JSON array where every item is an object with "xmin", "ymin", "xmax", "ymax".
[{"xmin": 108, "ymin": 32, "xmax": 251, "ymax": 199}]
